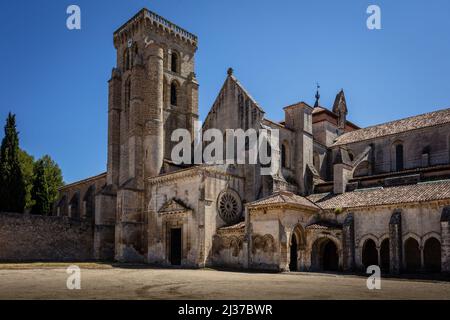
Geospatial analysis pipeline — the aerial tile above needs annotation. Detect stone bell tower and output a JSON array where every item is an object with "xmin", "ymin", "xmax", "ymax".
[{"xmin": 97, "ymin": 9, "xmax": 199, "ymax": 262}]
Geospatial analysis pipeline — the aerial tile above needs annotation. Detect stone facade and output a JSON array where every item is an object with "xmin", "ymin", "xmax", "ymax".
[
  {"xmin": 0, "ymin": 212, "xmax": 93, "ymax": 261},
  {"xmin": 47, "ymin": 8, "xmax": 450, "ymax": 274}
]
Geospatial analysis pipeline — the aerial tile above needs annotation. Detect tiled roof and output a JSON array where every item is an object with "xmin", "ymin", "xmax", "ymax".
[
  {"xmin": 307, "ymin": 180, "xmax": 450, "ymax": 210},
  {"xmin": 333, "ymin": 107, "xmax": 450, "ymax": 146},
  {"xmin": 247, "ymin": 191, "xmax": 319, "ymax": 210}
]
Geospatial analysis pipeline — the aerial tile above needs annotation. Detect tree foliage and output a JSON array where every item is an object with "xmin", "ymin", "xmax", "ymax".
[
  {"xmin": 18, "ymin": 149, "xmax": 35, "ymax": 210},
  {"xmin": 0, "ymin": 113, "xmax": 26, "ymax": 213},
  {"xmin": 31, "ymin": 155, "xmax": 64, "ymax": 215}
]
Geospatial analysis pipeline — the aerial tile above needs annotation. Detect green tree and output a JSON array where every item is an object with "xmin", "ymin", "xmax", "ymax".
[
  {"xmin": 0, "ymin": 113, "xmax": 26, "ymax": 213},
  {"xmin": 18, "ymin": 149, "xmax": 35, "ymax": 211},
  {"xmin": 31, "ymin": 155, "xmax": 64, "ymax": 215}
]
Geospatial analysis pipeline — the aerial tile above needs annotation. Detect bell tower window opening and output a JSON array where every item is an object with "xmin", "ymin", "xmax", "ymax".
[{"xmin": 171, "ymin": 51, "xmax": 179, "ymax": 73}]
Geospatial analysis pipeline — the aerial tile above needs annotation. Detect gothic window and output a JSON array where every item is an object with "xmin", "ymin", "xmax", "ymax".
[
  {"xmin": 395, "ymin": 143, "xmax": 404, "ymax": 171},
  {"xmin": 170, "ymin": 82, "xmax": 178, "ymax": 106},
  {"xmin": 171, "ymin": 51, "xmax": 179, "ymax": 73},
  {"xmin": 252, "ymin": 107, "xmax": 257, "ymax": 123},
  {"xmin": 123, "ymin": 49, "xmax": 130, "ymax": 71},
  {"xmin": 217, "ymin": 189, "xmax": 243, "ymax": 225}
]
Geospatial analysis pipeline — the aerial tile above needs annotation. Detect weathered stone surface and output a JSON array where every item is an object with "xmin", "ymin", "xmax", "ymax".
[
  {"xmin": 0, "ymin": 212, "xmax": 93, "ymax": 261},
  {"xmin": 42, "ymin": 8, "xmax": 450, "ymax": 276}
]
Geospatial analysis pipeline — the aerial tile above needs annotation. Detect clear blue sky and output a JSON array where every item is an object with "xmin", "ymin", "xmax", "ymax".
[{"xmin": 1, "ymin": 0, "xmax": 450, "ymax": 183}]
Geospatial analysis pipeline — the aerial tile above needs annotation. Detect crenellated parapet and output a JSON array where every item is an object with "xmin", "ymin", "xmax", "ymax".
[{"xmin": 113, "ymin": 8, "xmax": 198, "ymax": 50}]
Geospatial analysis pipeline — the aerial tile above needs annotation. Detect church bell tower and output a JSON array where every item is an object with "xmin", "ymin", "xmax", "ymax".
[{"xmin": 98, "ymin": 9, "xmax": 199, "ymax": 261}]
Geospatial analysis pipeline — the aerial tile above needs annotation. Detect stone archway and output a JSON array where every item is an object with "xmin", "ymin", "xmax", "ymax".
[
  {"xmin": 380, "ymin": 238, "xmax": 390, "ymax": 272},
  {"xmin": 404, "ymin": 238, "xmax": 421, "ymax": 273},
  {"xmin": 362, "ymin": 239, "xmax": 379, "ymax": 269},
  {"xmin": 289, "ymin": 234, "xmax": 298, "ymax": 271},
  {"xmin": 311, "ymin": 237, "xmax": 339, "ymax": 272},
  {"xmin": 423, "ymin": 237, "xmax": 441, "ymax": 273},
  {"xmin": 323, "ymin": 241, "xmax": 339, "ymax": 271}
]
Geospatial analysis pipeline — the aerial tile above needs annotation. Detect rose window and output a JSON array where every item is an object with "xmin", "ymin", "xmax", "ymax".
[{"xmin": 217, "ymin": 189, "xmax": 242, "ymax": 224}]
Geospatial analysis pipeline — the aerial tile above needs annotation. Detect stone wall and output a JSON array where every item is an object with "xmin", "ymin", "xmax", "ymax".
[{"xmin": 0, "ymin": 212, "xmax": 94, "ymax": 262}]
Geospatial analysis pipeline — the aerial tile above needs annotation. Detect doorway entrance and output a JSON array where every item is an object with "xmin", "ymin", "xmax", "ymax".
[
  {"xmin": 170, "ymin": 228, "xmax": 182, "ymax": 266},
  {"xmin": 289, "ymin": 234, "xmax": 298, "ymax": 271},
  {"xmin": 322, "ymin": 240, "xmax": 339, "ymax": 271}
]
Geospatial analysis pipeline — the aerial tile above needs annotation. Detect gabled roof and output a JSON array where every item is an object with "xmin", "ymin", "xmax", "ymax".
[
  {"xmin": 247, "ymin": 191, "xmax": 320, "ymax": 210},
  {"xmin": 333, "ymin": 107, "xmax": 450, "ymax": 146},
  {"xmin": 307, "ymin": 180, "xmax": 450, "ymax": 210},
  {"xmin": 229, "ymin": 74, "xmax": 265, "ymax": 113},
  {"xmin": 158, "ymin": 198, "xmax": 191, "ymax": 214},
  {"xmin": 204, "ymin": 71, "xmax": 265, "ymax": 124}
]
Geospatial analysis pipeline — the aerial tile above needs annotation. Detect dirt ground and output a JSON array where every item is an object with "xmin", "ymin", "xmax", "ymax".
[{"xmin": 0, "ymin": 263, "xmax": 449, "ymax": 300}]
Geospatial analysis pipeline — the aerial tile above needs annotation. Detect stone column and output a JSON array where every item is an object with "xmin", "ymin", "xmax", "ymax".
[
  {"xmin": 389, "ymin": 210, "xmax": 402, "ymax": 274},
  {"xmin": 342, "ymin": 213, "xmax": 355, "ymax": 271},
  {"xmin": 440, "ymin": 206, "xmax": 450, "ymax": 273}
]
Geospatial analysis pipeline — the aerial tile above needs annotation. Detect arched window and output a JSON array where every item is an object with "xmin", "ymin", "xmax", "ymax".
[
  {"xmin": 395, "ymin": 144, "xmax": 404, "ymax": 171},
  {"xmin": 123, "ymin": 49, "xmax": 130, "ymax": 71},
  {"xmin": 170, "ymin": 82, "xmax": 178, "ymax": 106},
  {"xmin": 171, "ymin": 52, "xmax": 179, "ymax": 73}
]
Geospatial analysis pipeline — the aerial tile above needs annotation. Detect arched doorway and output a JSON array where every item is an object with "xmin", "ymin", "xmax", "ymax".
[
  {"xmin": 311, "ymin": 237, "xmax": 339, "ymax": 271},
  {"xmin": 289, "ymin": 234, "xmax": 298, "ymax": 271},
  {"xmin": 323, "ymin": 240, "xmax": 339, "ymax": 271},
  {"xmin": 424, "ymin": 238, "xmax": 441, "ymax": 272},
  {"xmin": 404, "ymin": 238, "xmax": 421, "ymax": 273},
  {"xmin": 362, "ymin": 239, "xmax": 378, "ymax": 269},
  {"xmin": 380, "ymin": 239, "xmax": 390, "ymax": 272}
]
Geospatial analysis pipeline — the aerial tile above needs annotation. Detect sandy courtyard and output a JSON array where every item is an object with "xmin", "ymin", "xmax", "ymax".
[{"xmin": 0, "ymin": 264, "xmax": 449, "ymax": 300}]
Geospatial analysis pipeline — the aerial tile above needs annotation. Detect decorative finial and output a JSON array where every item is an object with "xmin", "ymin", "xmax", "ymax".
[
  {"xmin": 314, "ymin": 83, "xmax": 321, "ymax": 108},
  {"xmin": 227, "ymin": 67, "xmax": 234, "ymax": 76}
]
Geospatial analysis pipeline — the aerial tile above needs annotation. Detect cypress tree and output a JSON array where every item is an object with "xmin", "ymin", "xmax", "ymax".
[{"xmin": 0, "ymin": 113, "xmax": 26, "ymax": 213}]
